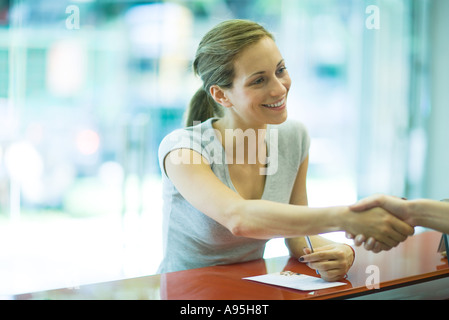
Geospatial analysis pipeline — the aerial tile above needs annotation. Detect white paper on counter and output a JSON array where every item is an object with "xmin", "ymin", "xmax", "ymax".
[{"xmin": 243, "ymin": 271, "xmax": 347, "ymax": 291}]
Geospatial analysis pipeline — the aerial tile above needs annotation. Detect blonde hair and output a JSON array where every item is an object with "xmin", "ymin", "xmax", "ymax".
[{"xmin": 184, "ymin": 19, "xmax": 274, "ymax": 127}]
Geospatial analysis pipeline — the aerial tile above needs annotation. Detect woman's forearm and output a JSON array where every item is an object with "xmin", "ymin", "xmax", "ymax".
[
  {"xmin": 285, "ymin": 235, "xmax": 337, "ymax": 258},
  {"xmin": 228, "ymin": 199, "xmax": 414, "ymax": 248},
  {"xmin": 228, "ymin": 199, "xmax": 343, "ymax": 239}
]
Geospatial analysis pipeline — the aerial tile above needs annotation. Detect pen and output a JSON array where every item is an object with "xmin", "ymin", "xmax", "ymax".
[
  {"xmin": 305, "ymin": 236, "xmax": 319, "ymax": 275},
  {"xmin": 305, "ymin": 236, "xmax": 314, "ymax": 253}
]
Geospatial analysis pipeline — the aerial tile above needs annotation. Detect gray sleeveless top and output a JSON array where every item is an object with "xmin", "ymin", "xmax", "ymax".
[{"xmin": 157, "ymin": 118, "xmax": 310, "ymax": 273}]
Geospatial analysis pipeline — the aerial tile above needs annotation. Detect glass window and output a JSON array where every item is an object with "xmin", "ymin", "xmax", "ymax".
[{"xmin": 0, "ymin": 0, "xmax": 436, "ymax": 295}]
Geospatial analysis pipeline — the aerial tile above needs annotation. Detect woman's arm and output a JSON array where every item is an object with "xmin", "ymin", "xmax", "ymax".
[{"xmin": 164, "ymin": 149, "xmax": 414, "ymax": 245}]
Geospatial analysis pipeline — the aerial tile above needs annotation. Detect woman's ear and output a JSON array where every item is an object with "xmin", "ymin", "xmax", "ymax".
[{"xmin": 210, "ymin": 85, "xmax": 233, "ymax": 108}]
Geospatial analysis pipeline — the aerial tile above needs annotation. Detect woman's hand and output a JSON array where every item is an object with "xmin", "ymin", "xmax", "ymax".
[
  {"xmin": 343, "ymin": 207, "xmax": 414, "ymax": 250},
  {"xmin": 350, "ymin": 194, "xmax": 414, "ymax": 226},
  {"xmin": 345, "ymin": 233, "xmax": 384, "ymax": 252},
  {"xmin": 345, "ymin": 195, "xmax": 416, "ymax": 253},
  {"xmin": 299, "ymin": 244, "xmax": 354, "ymax": 282}
]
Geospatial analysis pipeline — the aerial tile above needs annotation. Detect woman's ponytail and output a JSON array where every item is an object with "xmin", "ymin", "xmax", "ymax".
[{"xmin": 184, "ymin": 88, "xmax": 223, "ymax": 127}]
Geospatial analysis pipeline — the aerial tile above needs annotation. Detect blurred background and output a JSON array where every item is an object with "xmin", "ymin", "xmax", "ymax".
[{"xmin": 0, "ymin": 0, "xmax": 448, "ymax": 296}]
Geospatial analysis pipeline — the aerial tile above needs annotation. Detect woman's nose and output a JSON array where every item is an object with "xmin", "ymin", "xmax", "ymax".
[{"xmin": 270, "ymin": 77, "xmax": 289, "ymax": 97}]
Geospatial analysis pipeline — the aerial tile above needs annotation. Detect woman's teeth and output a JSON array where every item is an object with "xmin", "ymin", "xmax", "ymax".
[{"xmin": 263, "ymin": 99, "xmax": 284, "ymax": 108}]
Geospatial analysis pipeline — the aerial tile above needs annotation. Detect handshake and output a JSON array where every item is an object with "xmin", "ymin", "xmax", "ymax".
[{"xmin": 344, "ymin": 194, "xmax": 449, "ymax": 253}]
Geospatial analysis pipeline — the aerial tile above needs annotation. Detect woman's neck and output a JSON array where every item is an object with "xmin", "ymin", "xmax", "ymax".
[{"xmin": 212, "ymin": 117, "xmax": 268, "ymax": 165}]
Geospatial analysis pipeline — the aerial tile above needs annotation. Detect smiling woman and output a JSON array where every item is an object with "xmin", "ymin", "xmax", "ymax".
[
  {"xmin": 211, "ymin": 37, "xmax": 290, "ymax": 128},
  {"xmin": 157, "ymin": 19, "xmax": 414, "ymax": 280}
]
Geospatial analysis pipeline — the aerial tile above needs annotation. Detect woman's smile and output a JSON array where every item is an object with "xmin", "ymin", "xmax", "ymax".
[{"xmin": 261, "ymin": 97, "xmax": 287, "ymax": 110}]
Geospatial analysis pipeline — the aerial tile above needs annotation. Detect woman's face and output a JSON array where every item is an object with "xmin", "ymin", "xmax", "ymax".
[{"xmin": 222, "ymin": 36, "xmax": 291, "ymax": 128}]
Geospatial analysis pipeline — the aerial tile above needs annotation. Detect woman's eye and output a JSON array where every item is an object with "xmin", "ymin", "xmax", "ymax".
[
  {"xmin": 252, "ymin": 77, "xmax": 265, "ymax": 85},
  {"xmin": 277, "ymin": 66, "xmax": 287, "ymax": 75}
]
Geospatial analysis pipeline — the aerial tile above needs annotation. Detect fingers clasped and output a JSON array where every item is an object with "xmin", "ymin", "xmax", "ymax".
[{"xmin": 346, "ymin": 195, "xmax": 415, "ymax": 253}]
